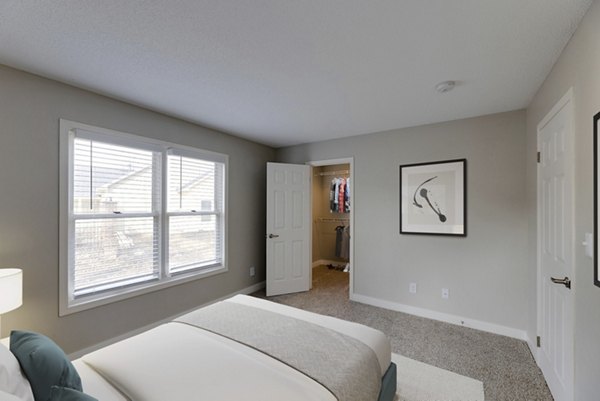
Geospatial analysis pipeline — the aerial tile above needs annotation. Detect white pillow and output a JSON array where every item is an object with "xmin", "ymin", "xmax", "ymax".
[{"xmin": 0, "ymin": 344, "xmax": 34, "ymax": 401}]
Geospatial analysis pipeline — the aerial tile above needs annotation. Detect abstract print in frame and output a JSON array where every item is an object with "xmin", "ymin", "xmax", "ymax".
[{"xmin": 400, "ymin": 159, "xmax": 466, "ymax": 236}]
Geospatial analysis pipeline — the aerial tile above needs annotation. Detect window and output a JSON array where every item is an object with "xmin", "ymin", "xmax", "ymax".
[
  {"xmin": 59, "ymin": 120, "xmax": 227, "ymax": 314},
  {"xmin": 166, "ymin": 152, "xmax": 224, "ymax": 274}
]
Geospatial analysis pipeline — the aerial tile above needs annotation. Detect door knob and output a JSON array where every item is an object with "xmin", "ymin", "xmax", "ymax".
[
  {"xmin": 268, "ymin": 234, "xmax": 279, "ymax": 239},
  {"xmin": 550, "ymin": 276, "xmax": 571, "ymax": 289}
]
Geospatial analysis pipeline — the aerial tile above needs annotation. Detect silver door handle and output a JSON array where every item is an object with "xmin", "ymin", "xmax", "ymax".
[
  {"xmin": 550, "ymin": 276, "xmax": 571, "ymax": 289},
  {"xmin": 268, "ymin": 234, "xmax": 279, "ymax": 239}
]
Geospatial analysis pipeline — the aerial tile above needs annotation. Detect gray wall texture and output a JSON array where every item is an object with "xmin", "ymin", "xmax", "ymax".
[
  {"xmin": 526, "ymin": 1, "xmax": 600, "ymax": 398},
  {"xmin": 277, "ymin": 110, "xmax": 529, "ymax": 332},
  {"xmin": 0, "ymin": 65, "xmax": 275, "ymax": 354}
]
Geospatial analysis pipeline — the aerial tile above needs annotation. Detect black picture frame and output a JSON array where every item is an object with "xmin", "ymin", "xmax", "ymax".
[
  {"xmin": 400, "ymin": 158, "xmax": 467, "ymax": 236},
  {"xmin": 594, "ymin": 112, "xmax": 600, "ymax": 287}
]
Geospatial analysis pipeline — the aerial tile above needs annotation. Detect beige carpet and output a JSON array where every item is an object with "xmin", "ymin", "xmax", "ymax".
[
  {"xmin": 254, "ymin": 266, "xmax": 552, "ymax": 400},
  {"xmin": 393, "ymin": 353, "xmax": 484, "ymax": 401}
]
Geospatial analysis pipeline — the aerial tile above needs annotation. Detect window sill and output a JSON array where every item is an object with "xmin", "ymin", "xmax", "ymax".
[{"xmin": 59, "ymin": 265, "xmax": 228, "ymax": 316}]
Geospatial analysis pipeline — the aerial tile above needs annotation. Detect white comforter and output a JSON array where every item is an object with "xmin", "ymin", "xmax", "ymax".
[{"xmin": 75, "ymin": 295, "xmax": 391, "ymax": 401}]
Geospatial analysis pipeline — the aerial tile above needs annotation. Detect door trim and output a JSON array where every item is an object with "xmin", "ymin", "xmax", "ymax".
[
  {"xmin": 535, "ymin": 87, "xmax": 575, "ymax": 400},
  {"xmin": 306, "ymin": 157, "xmax": 354, "ymax": 298}
]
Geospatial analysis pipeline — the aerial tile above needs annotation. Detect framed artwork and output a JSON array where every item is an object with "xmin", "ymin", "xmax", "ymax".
[
  {"xmin": 400, "ymin": 159, "xmax": 466, "ymax": 236},
  {"xmin": 594, "ymin": 112, "xmax": 600, "ymax": 287}
]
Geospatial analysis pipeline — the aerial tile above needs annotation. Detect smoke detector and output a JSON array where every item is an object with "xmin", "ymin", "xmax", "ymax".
[{"xmin": 435, "ymin": 80, "xmax": 456, "ymax": 93}]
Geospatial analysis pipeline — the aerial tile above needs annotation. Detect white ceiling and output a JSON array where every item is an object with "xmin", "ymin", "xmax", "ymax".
[{"xmin": 0, "ymin": 1, "xmax": 592, "ymax": 147}]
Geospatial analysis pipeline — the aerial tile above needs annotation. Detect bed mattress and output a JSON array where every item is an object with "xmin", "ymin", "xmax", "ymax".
[{"xmin": 74, "ymin": 294, "xmax": 393, "ymax": 401}]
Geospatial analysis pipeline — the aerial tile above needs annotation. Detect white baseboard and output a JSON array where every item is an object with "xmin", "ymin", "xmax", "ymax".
[
  {"xmin": 69, "ymin": 281, "xmax": 266, "ymax": 359},
  {"xmin": 525, "ymin": 333, "xmax": 539, "ymax": 362},
  {"xmin": 351, "ymin": 293, "xmax": 528, "ymax": 341}
]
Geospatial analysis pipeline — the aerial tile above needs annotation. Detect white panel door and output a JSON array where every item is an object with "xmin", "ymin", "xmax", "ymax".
[
  {"xmin": 537, "ymin": 93, "xmax": 574, "ymax": 401},
  {"xmin": 266, "ymin": 162, "xmax": 310, "ymax": 296}
]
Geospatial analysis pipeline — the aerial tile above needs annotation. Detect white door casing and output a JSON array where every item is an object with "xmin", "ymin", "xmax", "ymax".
[
  {"xmin": 266, "ymin": 162, "xmax": 311, "ymax": 296},
  {"xmin": 536, "ymin": 89, "xmax": 574, "ymax": 401}
]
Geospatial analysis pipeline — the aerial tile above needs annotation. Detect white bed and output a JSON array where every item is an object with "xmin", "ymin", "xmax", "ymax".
[{"xmin": 70, "ymin": 295, "xmax": 393, "ymax": 401}]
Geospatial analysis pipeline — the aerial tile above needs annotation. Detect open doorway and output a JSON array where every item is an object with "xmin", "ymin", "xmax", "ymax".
[{"xmin": 309, "ymin": 158, "xmax": 353, "ymax": 299}]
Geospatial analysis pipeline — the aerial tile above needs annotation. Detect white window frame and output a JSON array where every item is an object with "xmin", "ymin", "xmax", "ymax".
[
  {"xmin": 165, "ymin": 148, "xmax": 226, "ymax": 274},
  {"xmin": 59, "ymin": 119, "xmax": 228, "ymax": 316}
]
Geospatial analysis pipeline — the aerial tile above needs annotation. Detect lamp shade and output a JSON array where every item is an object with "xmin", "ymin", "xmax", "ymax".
[{"xmin": 0, "ymin": 268, "xmax": 22, "ymax": 314}]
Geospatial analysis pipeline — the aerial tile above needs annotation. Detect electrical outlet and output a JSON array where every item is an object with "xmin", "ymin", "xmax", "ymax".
[
  {"xmin": 442, "ymin": 288, "xmax": 449, "ymax": 299},
  {"xmin": 409, "ymin": 282, "xmax": 417, "ymax": 294},
  {"xmin": 249, "ymin": 266, "xmax": 256, "ymax": 277}
]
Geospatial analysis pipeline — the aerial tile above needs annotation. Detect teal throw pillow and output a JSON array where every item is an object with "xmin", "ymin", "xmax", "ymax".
[
  {"xmin": 49, "ymin": 386, "xmax": 97, "ymax": 401},
  {"xmin": 10, "ymin": 331, "xmax": 82, "ymax": 401}
]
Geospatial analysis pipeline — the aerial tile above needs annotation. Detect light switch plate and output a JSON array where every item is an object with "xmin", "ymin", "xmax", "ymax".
[{"xmin": 584, "ymin": 233, "xmax": 594, "ymax": 258}]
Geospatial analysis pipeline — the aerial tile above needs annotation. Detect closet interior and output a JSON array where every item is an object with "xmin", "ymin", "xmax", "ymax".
[{"xmin": 312, "ymin": 163, "xmax": 351, "ymax": 274}]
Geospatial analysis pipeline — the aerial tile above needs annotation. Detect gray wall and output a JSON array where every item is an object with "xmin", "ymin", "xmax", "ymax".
[
  {"xmin": 526, "ymin": 1, "xmax": 600, "ymax": 398},
  {"xmin": 0, "ymin": 65, "xmax": 275, "ymax": 354},
  {"xmin": 277, "ymin": 110, "xmax": 529, "ymax": 331}
]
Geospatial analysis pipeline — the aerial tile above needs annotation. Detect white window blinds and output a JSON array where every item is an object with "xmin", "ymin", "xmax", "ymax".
[
  {"xmin": 167, "ymin": 154, "xmax": 225, "ymax": 273},
  {"xmin": 61, "ymin": 120, "xmax": 228, "ymax": 311},
  {"xmin": 72, "ymin": 138, "xmax": 160, "ymax": 296}
]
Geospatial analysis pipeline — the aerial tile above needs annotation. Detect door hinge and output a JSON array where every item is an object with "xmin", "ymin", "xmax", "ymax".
[
  {"xmin": 536, "ymin": 336, "xmax": 541, "ymax": 347},
  {"xmin": 537, "ymin": 151, "xmax": 540, "ymax": 163}
]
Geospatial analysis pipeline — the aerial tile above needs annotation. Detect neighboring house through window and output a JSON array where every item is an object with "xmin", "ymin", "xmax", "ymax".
[{"xmin": 59, "ymin": 119, "xmax": 228, "ymax": 314}]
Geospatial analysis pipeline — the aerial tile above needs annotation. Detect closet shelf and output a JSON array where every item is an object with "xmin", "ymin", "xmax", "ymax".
[
  {"xmin": 316, "ymin": 217, "xmax": 349, "ymax": 223},
  {"xmin": 314, "ymin": 169, "xmax": 349, "ymax": 177}
]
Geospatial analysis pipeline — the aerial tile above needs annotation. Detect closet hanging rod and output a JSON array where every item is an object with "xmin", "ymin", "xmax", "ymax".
[
  {"xmin": 314, "ymin": 169, "xmax": 349, "ymax": 177},
  {"xmin": 316, "ymin": 217, "xmax": 349, "ymax": 222}
]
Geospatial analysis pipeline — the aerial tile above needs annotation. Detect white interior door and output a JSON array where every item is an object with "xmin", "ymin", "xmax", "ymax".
[
  {"xmin": 266, "ymin": 162, "xmax": 311, "ymax": 296},
  {"xmin": 537, "ymin": 90, "xmax": 574, "ymax": 401}
]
